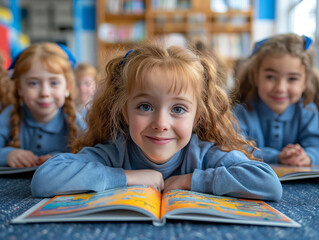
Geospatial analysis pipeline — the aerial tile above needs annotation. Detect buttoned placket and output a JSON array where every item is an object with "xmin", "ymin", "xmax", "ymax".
[{"xmin": 269, "ymin": 120, "xmax": 283, "ymax": 149}]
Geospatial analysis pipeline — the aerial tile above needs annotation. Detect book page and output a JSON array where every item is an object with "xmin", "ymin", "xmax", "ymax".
[
  {"xmin": 161, "ymin": 190, "xmax": 293, "ymax": 224},
  {"xmin": 27, "ymin": 185, "xmax": 161, "ymax": 220},
  {"xmin": 0, "ymin": 166, "xmax": 38, "ymax": 175},
  {"xmin": 270, "ymin": 164, "xmax": 319, "ymax": 178}
]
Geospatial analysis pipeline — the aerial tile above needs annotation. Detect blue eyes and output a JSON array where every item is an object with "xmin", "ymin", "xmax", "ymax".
[
  {"xmin": 265, "ymin": 75, "xmax": 300, "ymax": 82},
  {"xmin": 27, "ymin": 80, "xmax": 60, "ymax": 87},
  {"xmin": 172, "ymin": 106, "xmax": 185, "ymax": 114},
  {"xmin": 137, "ymin": 104, "xmax": 186, "ymax": 114},
  {"xmin": 50, "ymin": 81, "xmax": 59, "ymax": 86},
  {"xmin": 28, "ymin": 81, "xmax": 38, "ymax": 86},
  {"xmin": 138, "ymin": 104, "xmax": 152, "ymax": 112}
]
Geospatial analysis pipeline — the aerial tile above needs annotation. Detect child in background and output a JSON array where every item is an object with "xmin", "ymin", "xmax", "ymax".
[
  {"xmin": 32, "ymin": 43, "xmax": 282, "ymax": 201},
  {"xmin": 232, "ymin": 33, "xmax": 319, "ymax": 166},
  {"xmin": 74, "ymin": 63, "xmax": 97, "ymax": 118},
  {"xmin": 0, "ymin": 42, "xmax": 86, "ymax": 168},
  {"xmin": 0, "ymin": 53, "xmax": 13, "ymax": 112}
]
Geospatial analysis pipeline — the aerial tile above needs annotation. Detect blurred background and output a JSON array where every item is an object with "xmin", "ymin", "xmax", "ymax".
[{"xmin": 0, "ymin": 0, "xmax": 317, "ymax": 71}]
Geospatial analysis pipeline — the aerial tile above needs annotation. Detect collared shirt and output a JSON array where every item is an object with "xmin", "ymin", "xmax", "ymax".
[
  {"xmin": 0, "ymin": 105, "xmax": 87, "ymax": 166},
  {"xmin": 31, "ymin": 134, "xmax": 282, "ymax": 201},
  {"xmin": 233, "ymin": 99, "xmax": 319, "ymax": 164}
]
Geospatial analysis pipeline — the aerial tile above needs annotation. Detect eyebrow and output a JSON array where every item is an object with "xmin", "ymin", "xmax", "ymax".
[
  {"xmin": 25, "ymin": 75, "xmax": 63, "ymax": 80},
  {"xmin": 263, "ymin": 68, "xmax": 302, "ymax": 76},
  {"xmin": 25, "ymin": 76, "xmax": 41, "ymax": 80},
  {"xmin": 132, "ymin": 93, "xmax": 194, "ymax": 105}
]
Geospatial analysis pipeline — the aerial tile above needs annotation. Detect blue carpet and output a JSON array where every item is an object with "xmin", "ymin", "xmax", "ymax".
[{"xmin": 1, "ymin": 175, "xmax": 319, "ymax": 240}]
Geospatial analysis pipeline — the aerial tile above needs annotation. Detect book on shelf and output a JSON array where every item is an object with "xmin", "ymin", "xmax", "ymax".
[
  {"xmin": 98, "ymin": 21, "xmax": 145, "ymax": 43},
  {"xmin": 270, "ymin": 164, "xmax": 319, "ymax": 181},
  {"xmin": 12, "ymin": 185, "xmax": 300, "ymax": 227},
  {"xmin": 105, "ymin": 0, "xmax": 145, "ymax": 14},
  {"xmin": 210, "ymin": 33, "xmax": 251, "ymax": 59},
  {"xmin": 0, "ymin": 166, "xmax": 38, "ymax": 175}
]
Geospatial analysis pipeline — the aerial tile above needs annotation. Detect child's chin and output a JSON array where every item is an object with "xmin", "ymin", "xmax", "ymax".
[{"xmin": 145, "ymin": 154, "xmax": 171, "ymax": 165}]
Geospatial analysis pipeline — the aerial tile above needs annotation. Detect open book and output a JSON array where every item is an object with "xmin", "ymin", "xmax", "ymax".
[
  {"xmin": 0, "ymin": 166, "xmax": 38, "ymax": 175},
  {"xmin": 12, "ymin": 185, "xmax": 299, "ymax": 227},
  {"xmin": 270, "ymin": 164, "xmax": 319, "ymax": 181}
]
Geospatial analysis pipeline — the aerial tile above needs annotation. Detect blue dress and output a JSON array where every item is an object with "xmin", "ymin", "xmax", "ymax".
[
  {"xmin": 233, "ymin": 99, "xmax": 319, "ymax": 164},
  {"xmin": 31, "ymin": 134, "xmax": 282, "ymax": 201},
  {"xmin": 0, "ymin": 104, "xmax": 87, "ymax": 166}
]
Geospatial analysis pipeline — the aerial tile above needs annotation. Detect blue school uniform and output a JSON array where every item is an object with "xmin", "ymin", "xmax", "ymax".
[
  {"xmin": 233, "ymin": 99, "xmax": 319, "ymax": 164},
  {"xmin": 31, "ymin": 134, "xmax": 282, "ymax": 201},
  {"xmin": 0, "ymin": 104, "xmax": 87, "ymax": 166}
]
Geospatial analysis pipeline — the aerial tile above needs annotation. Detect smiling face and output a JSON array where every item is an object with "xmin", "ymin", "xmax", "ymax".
[
  {"xmin": 255, "ymin": 54, "xmax": 306, "ymax": 115},
  {"xmin": 125, "ymin": 68, "xmax": 198, "ymax": 164},
  {"xmin": 18, "ymin": 61, "xmax": 69, "ymax": 123}
]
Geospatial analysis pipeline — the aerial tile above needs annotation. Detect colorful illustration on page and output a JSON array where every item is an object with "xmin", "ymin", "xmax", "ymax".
[
  {"xmin": 28, "ymin": 186, "xmax": 161, "ymax": 219},
  {"xmin": 161, "ymin": 190, "xmax": 291, "ymax": 223}
]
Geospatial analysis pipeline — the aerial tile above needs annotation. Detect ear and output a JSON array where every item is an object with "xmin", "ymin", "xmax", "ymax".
[{"xmin": 65, "ymin": 83, "xmax": 70, "ymax": 98}]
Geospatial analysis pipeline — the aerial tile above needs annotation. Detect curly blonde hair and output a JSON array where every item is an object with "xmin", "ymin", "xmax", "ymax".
[
  {"xmin": 232, "ymin": 33, "xmax": 319, "ymax": 109},
  {"xmin": 72, "ymin": 43, "xmax": 256, "ymax": 159},
  {"xmin": 9, "ymin": 42, "xmax": 78, "ymax": 148}
]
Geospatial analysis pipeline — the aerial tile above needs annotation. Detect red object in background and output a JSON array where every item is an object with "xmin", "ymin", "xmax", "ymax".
[{"xmin": 0, "ymin": 23, "xmax": 11, "ymax": 69}]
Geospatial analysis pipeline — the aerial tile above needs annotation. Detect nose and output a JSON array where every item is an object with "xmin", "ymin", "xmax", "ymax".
[
  {"xmin": 40, "ymin": 83, "xmax": 50, "ymax": 97},
  {"xmin": 152, "ymin": 110, "xmax": 169, "ymax": 131},
  {"xmin": 274, "ymin": 79, "xmax": 286, "ymax": 92}
]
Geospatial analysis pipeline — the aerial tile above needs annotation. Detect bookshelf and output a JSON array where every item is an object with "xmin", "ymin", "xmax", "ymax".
[{"xmin": 97, "ymin": 0, "xmax": 253, "ymax": 67}]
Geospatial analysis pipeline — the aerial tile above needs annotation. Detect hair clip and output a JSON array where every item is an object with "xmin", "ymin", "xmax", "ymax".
[
  {"xmin": 250, "ymin": 38, "xmax": 269, "ymax": 57},
  {"xmin": 8, "ymin": 50, "xmax": 23, "ymax": 71},
  {"xmin": 8, "ymin": 43, "xmax": 77, "ymax": 72},
  {"xmin": 120, "ymin": 49, "xmax": 133, "ymax": 65},
  {"xmin": 303, "ymin": 35, "xmax": 313, "ymax": 50},
  {"xmin": 57, "ymin": 44, "xmax": 77, "ymax": 69},
  {"xmin": 250, "ymin": 35, "xmax": 313, "ymax": 57}
]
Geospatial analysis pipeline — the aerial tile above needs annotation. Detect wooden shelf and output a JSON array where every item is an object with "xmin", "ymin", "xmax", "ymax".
[
  {"xmin": 97, "ymin": 0, "xmax": 254, "ymax": 68},
  {"xmin": 104, "ymin": 14, "xmax": 146, "ymax": 21}
]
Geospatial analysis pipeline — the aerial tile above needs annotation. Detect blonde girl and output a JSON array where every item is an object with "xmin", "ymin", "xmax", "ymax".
[
  {"xmin": 32, "ymin": 43, "xmax": 281, "ymax": 201},
  {"xmin": 0, "ymin": 42, "xmax": 86, "ymax": 168},
  {"xmin": 74, "ymin": 63, "xmax": 97, "ymax": 118}
]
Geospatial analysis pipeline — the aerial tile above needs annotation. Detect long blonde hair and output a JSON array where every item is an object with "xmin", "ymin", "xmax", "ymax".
[
  {"xmin": 232, "ymin": 33, "xmax": 319, "ymax": 109},
  {"xmin": 9, "ymin": 42, "xmax": 78, "ymax": 148},
  {"xmin": 72, "ymin": 43, "xmax": 256, "ymax": 159}
]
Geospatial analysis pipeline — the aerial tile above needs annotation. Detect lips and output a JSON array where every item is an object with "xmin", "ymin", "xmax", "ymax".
[
  {"xmin": 146, "ymin": 136, "xmax": 173, "ymax": 145},
  {"xmin": 270, "ymin": 96, "xmax": 288, "ymax": 102},
  {"xmin": 37, "ymin": 102, "xmax": 52, "ymax": 108}
]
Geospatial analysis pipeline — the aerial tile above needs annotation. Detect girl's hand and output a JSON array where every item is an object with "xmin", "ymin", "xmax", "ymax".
[
  {"xmin": 38, "ymin": 154, "xmax": 53, "ymax": 165},
  {"xmin": 279, "ymin": 144, "xmax": 311, "ymax": 166},
  {"xmin": 163, "ymin": 173, "xmax": 193, "ymax": 193},
  {"xmin": 8, "ymin": 149, "xmax": 39, "ymax": 168},
  {"xmin": 124, "ymin": 169, "xmax": 164, "ymax": 192},
  {"xmin": 279, "ymin": 144, "xmax": 302, "ymax": 159}
]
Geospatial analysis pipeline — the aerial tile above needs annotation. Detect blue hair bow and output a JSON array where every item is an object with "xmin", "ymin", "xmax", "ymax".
[
  {"xmin": 120, "ymin": 49, "xmax": 133, "ymax": 65},
  {"xmin": 8, "ymin": 43, "xmax": 77, "ymax": 71},
  {"xmin": 250, "ymin": 35, "xmax": 313, "ymax": 57},
  {"xmin": 57, "ymin": 43, "xmax": 77, "ymax": 69}
]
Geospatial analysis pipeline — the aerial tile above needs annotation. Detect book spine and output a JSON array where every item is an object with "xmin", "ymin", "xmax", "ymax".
[{"xmin": 152, "ymin": 218, "xmax": 166, "ymax": 227}]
